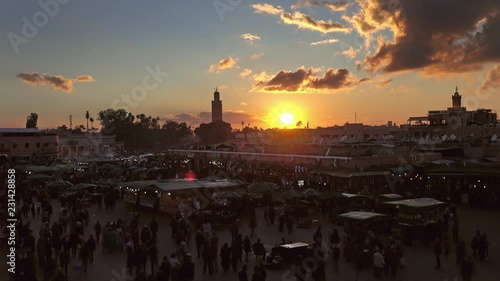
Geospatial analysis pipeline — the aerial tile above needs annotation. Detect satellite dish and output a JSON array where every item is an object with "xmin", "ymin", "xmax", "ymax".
[
  {"xmin": 491, "ymin": 134, "xmax": 497, "ymax": 142},
  {"xmin": 450, "ymin": 134, "xmax": 456, "ymax": 141},
  {"xmin": 339, "ymin": 135, "xmax": 347, "ymax": 142},
  {"xmin": 418, "ymin": 137, "xmax": 425, "ymax": 145},
  {"xmin": 442, "ymin": 135, "xmax": 448, "ymax": 141}
]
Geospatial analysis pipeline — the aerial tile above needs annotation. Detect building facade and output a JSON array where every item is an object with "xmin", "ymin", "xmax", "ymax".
[
  {"xmin": 0, "ymin": 128, "xmax": 58, "ymax": 161},
  {"xmin": 408, "ymin": 87, "xmax": 497, "ymax": 129},
  {"xmin": 211, "ymin": 88, "xmax": 223, "ymax": 122},
  {"xmin": 58, "ymin": 133, "xmax": 124, "ymax": 158}
]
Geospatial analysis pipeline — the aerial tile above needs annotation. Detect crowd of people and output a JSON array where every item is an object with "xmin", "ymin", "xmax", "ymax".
[{"xmin": 0, "ymin": 155, "xmax": 495, "ymax": 281}]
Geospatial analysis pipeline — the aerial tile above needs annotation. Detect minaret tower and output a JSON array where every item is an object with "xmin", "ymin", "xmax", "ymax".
[
  {"xmin": 211, "ymin": 87, "xmax": 223, "ymax": 122},
  {"xmin": 452, "ymin": 86, "xmax": 461, "ymax": 110}
]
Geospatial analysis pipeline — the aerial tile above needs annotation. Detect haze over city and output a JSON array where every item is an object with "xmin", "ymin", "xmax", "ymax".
[{"xmin": 2, "ymin": 0, "xmax": 500, "ymax": 130}]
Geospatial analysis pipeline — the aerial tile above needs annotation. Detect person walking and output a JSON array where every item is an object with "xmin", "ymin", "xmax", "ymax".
[
  {"xmin": 249, "ymin": 213, "xmax": 257, "ymax": 238},
  {"xmin": 150, "ymin": 218, "xmax": 159, "ymax": 241},
  {"xmin": 87, "ymin": 235, "xmax": 96, "ymax": 263},
  {"xmin": 456, "ymin": 240, "xmax": 466, "ymax": 265},
  {"xmin": 478, "ymin": 233, "xmax": 487, "ymax": 262},
  {"xmin": 202, "ymin": 243, "xmax": 214, "ymax": 275},
  {"xmin": 452, "ymin": 220, "xmax": 459, "ymax": 244},
  {"xmin": 434, "ymin": 238, "xmax": 442, "ymax": 269},
  {"xmin": 79, "ymin": 242, "xmax": 89, "ymax": 272},
  {"xmin": 373, "ymin": 247, "xmax": 385, "ymax": 279},
  {"xmin": 238, "ymin": 265, "xmax": 248, "ymax": 281},
  {"xmin": 243, "ymin": 235, "xmax": 252, "ymax": 262},
  {"xmin": 195, "ymin": 230, "xmax": 205, "ymax": 258},
  {"xmin": 269, "ymin": 206, "xmax": 275, "ymax": 225},
  {"xmin": 94, "ymin": 221, "xmax": 102, "ymax": 244},
  {"xmin": 220, "ymin": 243, "xmax": 231, "ymax": 272},
  {"xmin": 149, "ymin": 243, "xmax": 159, "ymax": 275},
  {"xmin": 59, "ymin": 249, "xmax": 70, "ymax": 276},
  {"xmin": 470, "ymin": 231, "xmax": 480, "ymax": 258},
  {"xmin": 460, "ymin": 256, "xmax": 476, "ymax": 281}
]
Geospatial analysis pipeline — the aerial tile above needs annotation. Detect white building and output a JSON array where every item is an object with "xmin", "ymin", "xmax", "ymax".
[
  {"xmin": 58, "ymin": 133, "xmax": 124, "ymax": 158},
  {"xmin": 0, "ymin": 128, "xmax": 58, "ymax": 161}
]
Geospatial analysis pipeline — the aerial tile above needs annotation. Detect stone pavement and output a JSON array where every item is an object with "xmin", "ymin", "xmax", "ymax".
[{"xmin": 1, "ymin": 200, "xmax": 499, "ymax": 281}]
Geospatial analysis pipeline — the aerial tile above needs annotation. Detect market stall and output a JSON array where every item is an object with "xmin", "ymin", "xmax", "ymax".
[{"xmin": 381, "ymin": 198, "xmax": 446, "ymax": 245}]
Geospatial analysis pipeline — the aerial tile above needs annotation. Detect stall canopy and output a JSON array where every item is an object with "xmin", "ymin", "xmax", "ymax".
[
  {"xmin": 46, "ymin": 180, "xmax": 73, "ymax": 188},
  {"xmin": 321, "ymin": 192, "xmax": 370, "ymax": 200},
  {"xmin": 67, "ymin": 183, "xmax": 97, "ymax": 191},
  {"xmin": 302, "ymin": 188, "xmax": 321, "ymax": 197},
  {"xmin": 279, "ymin": 189, "xmax": 304, "ymax": 200},
  {"xmin": 378, "ymin": 193, "xmax": 403, "ymax": 200},
  {"xmin": 382, "ymin": 198, "xmax": 445, "ymax": 210},
  {"xmin": 247, "ymin": 182, "xmax": 279, "ymax": 193},
  {"xmin": 118, "ymin": 178, "xmax": 247, "ymax": 192},
  {"xmin": 337, "ymin": 211, "xmax": 389, "ymax": 223}
]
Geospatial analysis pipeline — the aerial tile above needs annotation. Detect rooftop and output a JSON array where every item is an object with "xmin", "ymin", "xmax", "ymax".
[{"xmin": 0, "ymin": 128, "xmax": 40, "ymax": 134}]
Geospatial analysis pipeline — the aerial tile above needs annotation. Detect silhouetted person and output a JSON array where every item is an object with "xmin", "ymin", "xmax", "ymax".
[
  {"xmin": 460, "ymin": 257, "xmax": 476, "ymax": 281},
  {"xmin": 87, "ymin": 235, "xmax": 96, "ymax": 263},
  {"xmin": 434, "ymin": 238, "xmax": 442, "ymax": 269},
  {"xmin": 59, "ymin": 249, "xmax": 70, "ymax": 276},
  {"xmin": 456, "ymin": 240, "xmax": 466, "ymax": 265},
  {"xmin": 220, "ymin": 243, "xmax": 231, "ymax": 272},
  {"xmin": 238, "ymin": 265, "xmax": 248, "ymax": 281},
  {"xmin": 94, "ymin": 221, "xmax": 102, "ymax": 244}
]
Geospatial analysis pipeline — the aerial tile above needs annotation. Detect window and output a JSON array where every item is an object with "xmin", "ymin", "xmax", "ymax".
[
  {"xmin": 44, "ymin": 143, "xmax": 48, "ymax": 147},
  {"xmin": 0, "ymin": 144, "xmax": 4, "ymax": 149},
  {"xmin": 25, "ymin": 143, "xmax": 29, "ymax": 148},
  {"xmin": 13, "ymin": 143, "xmax": 17, "ymax": 149},
  {"xmin": 36, "ymin": 143, "xmax": 40, "ymax": 148}
]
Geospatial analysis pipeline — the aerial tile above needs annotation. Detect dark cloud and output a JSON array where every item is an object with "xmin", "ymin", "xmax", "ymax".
[
  {"xmin": 307, "ymin": 68, "xmax": 352, "ymax": 89},
  {"xmin": 166, "ymin": 111, "xmax": 262, "ymax": 128},
  {"xmin": 264, "ymin": 67, "xmax": 316, "ymax": 91},
  {"xmin": 254, "ymin": 67, "xmax": 367, "ymax": 92},
  {"xmin": 17, "ymin": 72, "xmax": 95, "ymax": 93},
  {"xmin": 352, "ymin": 0, "xmax": 500, "ymax": 74}
]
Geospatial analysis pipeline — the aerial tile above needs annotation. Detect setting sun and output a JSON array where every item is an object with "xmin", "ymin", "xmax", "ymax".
[{"xmin": 280, "ymin": 113, "xmax": 294, "ymax": 126}]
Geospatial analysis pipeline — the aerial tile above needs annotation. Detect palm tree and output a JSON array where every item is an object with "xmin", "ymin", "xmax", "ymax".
[
  {"xmin": 89, "ymin": 117, "xmax": 94, "ymax": 132},
  {"xmin": 85, "ymin": 111, "xmax": 90, "ymax": 132}
]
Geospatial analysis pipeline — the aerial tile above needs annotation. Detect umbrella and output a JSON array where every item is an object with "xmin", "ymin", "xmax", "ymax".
[
  {"xmin": 279, "ymin": 189, "xmax": 304, "ymax": 200},
  {"xmin": 96, "ymin": 178, "xmax": 123, "ymax": 186},
  {"xmin": 215, "ymin": 191, "xmax": 242, "ymax": 199},
  {"xmin": 26, "ymin": 174, "xmax": 52, "ymax": 180},
  {"xmin": 99, "ymin": 163, "xmax": 120, "ymax": 171},
  {"xmin": 247, "ymin": 182, "xmax": 279, "ymax": 193},
  {"xmin": 67, "ymin": 183, "xmax": 97, "ymax": 191},
  {"xmin": 46, "ymin": 180, "xmax": 73, "ymax": 188},
  {"xmin": 302, "ymin": 188, "xmax": 321, "ymax": 197}
]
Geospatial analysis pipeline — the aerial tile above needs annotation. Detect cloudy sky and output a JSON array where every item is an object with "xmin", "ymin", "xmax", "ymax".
[{"xmin": 1, "ymin": 0, "xmax": 500, "ymax": 129}]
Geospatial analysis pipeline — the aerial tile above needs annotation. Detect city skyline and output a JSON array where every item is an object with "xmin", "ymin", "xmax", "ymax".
[{"xmin": 2, "ymin": 0, "xmax": 500, "ymax": 130}]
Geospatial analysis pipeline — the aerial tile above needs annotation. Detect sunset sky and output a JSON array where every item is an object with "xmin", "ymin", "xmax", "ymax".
[{"xmin": 1, "ymin": 0, "xmax": 500, "ymax": 130}]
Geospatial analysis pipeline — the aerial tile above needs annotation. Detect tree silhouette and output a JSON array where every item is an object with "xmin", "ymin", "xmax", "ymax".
[
  {"xmin": 26, "ymin": 113, "xmax": 38, "ymax": 129},
  {"xmin": 194, "ymin": 120, "xmax": 232, "ymax": 144}
]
